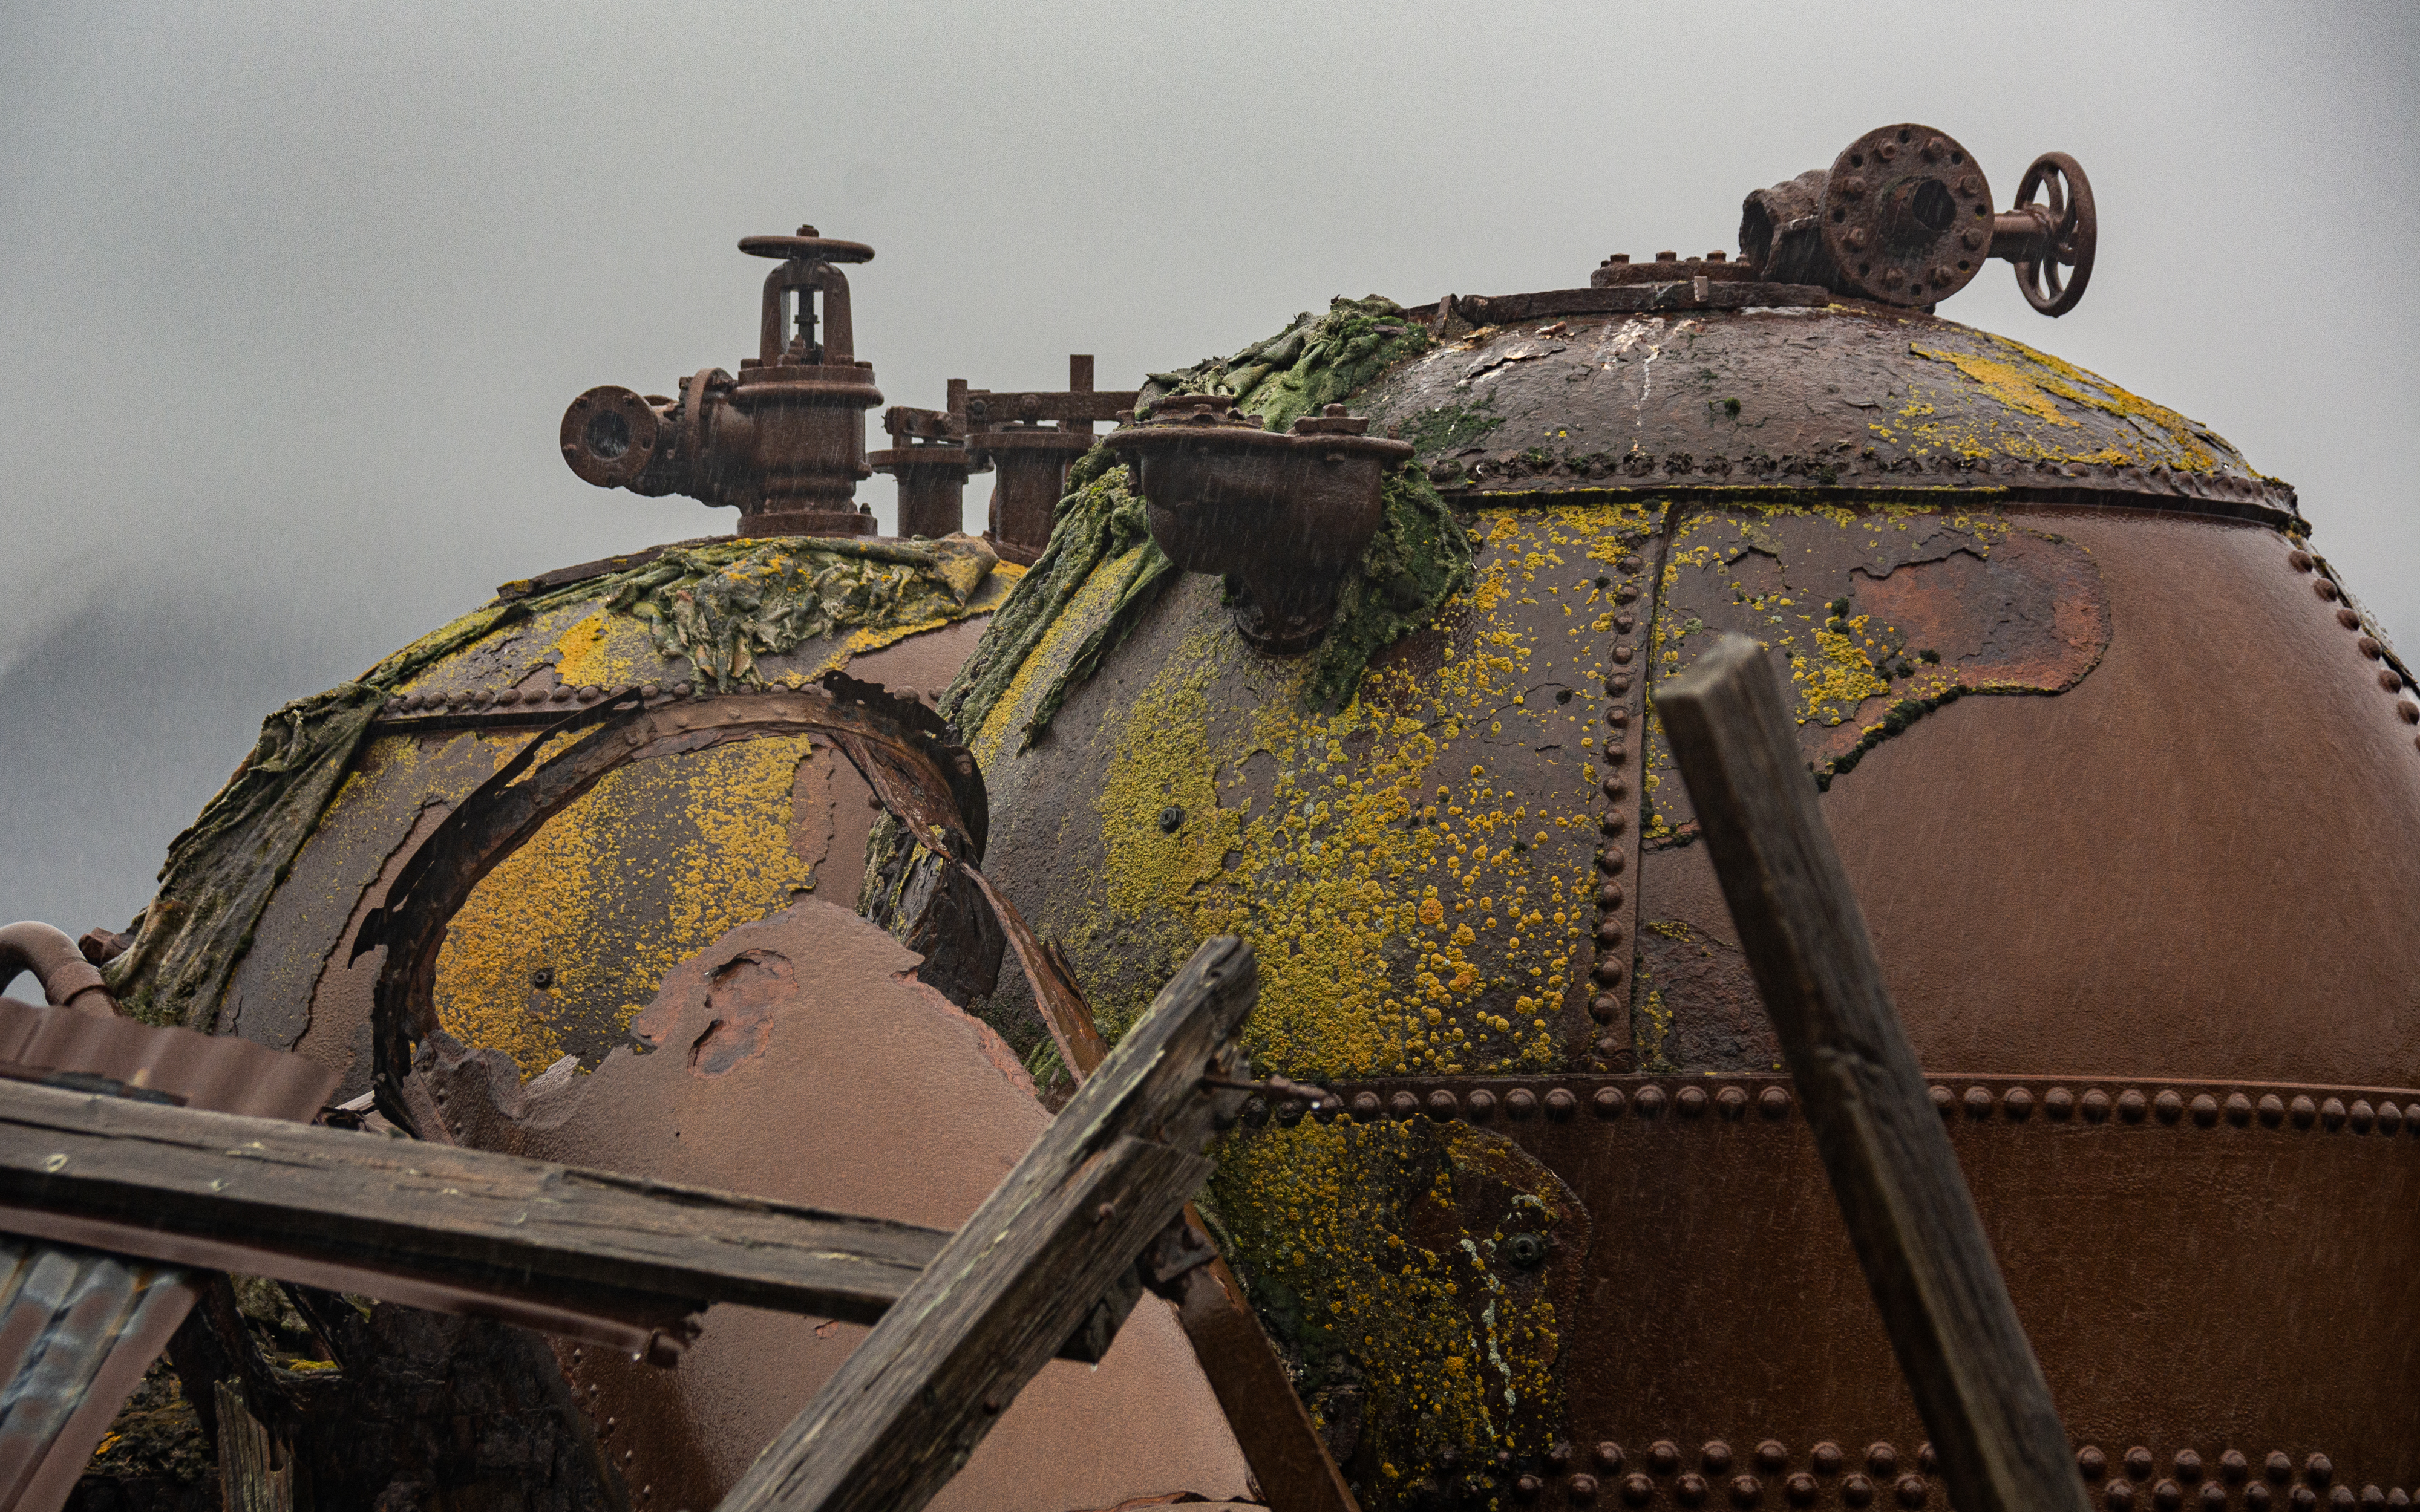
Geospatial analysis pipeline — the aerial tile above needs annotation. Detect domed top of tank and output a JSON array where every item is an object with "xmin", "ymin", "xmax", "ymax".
[
  {"xmin": 1367, "ymin": 302, "xmax": 2283, "ymax": 515},
  {"xmin": 1127, "ymin": 122, "xmax": 2288, "ymax": 524}
]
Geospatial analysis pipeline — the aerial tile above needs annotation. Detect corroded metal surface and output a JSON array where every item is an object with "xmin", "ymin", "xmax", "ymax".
[
  {"xmin": 965, "ymin": 485, "xmax": 2420, "ymax": 1503},
  {"xmin": 872, "ymin": 380, "xmax": 988, "ymax": 541},
  {"xmin": 1640, "ymin": 511, "xmax": 2420, "ymax": 1086},
  {"xmin": 1230, "ymin": 1072, "xmax": 2420, "ymax": 1504},
  {"xmin": 229, "ymin": 611, "xmax": 996, "ymax": 1096},
  {"xmin": 968, "ymin": 503, "xmax": 1657, "ymax": 1075},
  {"xmin": 558, "ymin": 225, "xmax": 885, "ymax": 536},
  {"xmin": 1358, "ymin": 310, "xmax": 2291, "ymax": 517},
  {"xmin": 108, "ymin": 123, "xmax": 2419, "ymax": 1512},
  {"xmin": 359, "ymin": 676, "xmax": 992, "ymax": 1122},
  {"xmin": 1111, "ymin": 396, "xmax": 1414, "ymax": 651},
  {"xmin": 969, "ymin": 356, "xmax": 1138, "ymax": 557},
  {"xmin": 428, "ymin": 899, "xmax": 1254, "ymax": 1511}
]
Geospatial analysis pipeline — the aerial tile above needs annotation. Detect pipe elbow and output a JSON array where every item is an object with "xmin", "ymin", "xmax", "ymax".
[{"xmin": 0, "ymin": 921, "xmax": 118, "ymax": 1015}]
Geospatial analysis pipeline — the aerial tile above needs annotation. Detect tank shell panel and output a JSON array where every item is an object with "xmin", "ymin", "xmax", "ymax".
[
  {"xmin": 222, "ymin": 571, "xmax": 1000, "ymax": 1098},
  {"xmin": 1367, "ymin": 307, "xmax": 2285, "ymax": 515},
  {"xmin": 967, "ymin": 469, "xmax": 2420, "ymax": 1498}
]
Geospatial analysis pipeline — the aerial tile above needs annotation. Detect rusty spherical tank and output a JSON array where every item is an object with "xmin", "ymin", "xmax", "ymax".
[
  {"xmin": 154, "ymin": 538, "xmax": 1015, "ymax": 1095},
  {"xmin": 957, "ymin": 290, "xmax": 2420, "ymax": 1500}
]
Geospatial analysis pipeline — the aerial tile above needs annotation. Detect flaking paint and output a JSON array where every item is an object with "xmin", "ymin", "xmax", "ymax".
[{"xmin": 431, "ymin": 736, "xmax": 819, "ymax": 1074}]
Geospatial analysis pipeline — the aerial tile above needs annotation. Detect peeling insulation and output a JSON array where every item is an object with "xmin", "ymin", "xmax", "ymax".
[{"xmin": 943, "ymin": 451, "xmax": 1178, "ymax": 757}]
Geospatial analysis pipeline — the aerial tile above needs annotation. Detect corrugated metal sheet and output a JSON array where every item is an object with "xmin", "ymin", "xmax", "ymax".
[
  {"xmin": 0, "ymin": 994, "xmax": 336, "ymax": 1511},
  {"xmin": 0, "ymin": 1239, "xmax": 197, "ymax": 1511},
  {"xmin": 0, "ymin": 994, "xmax": 337, "ymax": 1118}
]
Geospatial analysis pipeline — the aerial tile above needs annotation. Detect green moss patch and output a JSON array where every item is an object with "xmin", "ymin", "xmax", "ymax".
[{"xmin": 1144, "ymin": 295, "xmax": 1434, "ymax": 434}]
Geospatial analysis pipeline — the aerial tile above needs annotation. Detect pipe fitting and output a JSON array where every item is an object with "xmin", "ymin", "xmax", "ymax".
[
  {"xmin": 1110, "ymin": 397, "xmax": 1412, "ymax": 654},
  {"xmin": 1736, "ymin": 124, "xmax": 2095, "ymax": 316},
  {"xmin": 559, "ymin": 225, "xmax": 885, "ymax": 537},
  {"xmin": 0, "ymin": 922, "xmax": 117, "ymax": 1015}
]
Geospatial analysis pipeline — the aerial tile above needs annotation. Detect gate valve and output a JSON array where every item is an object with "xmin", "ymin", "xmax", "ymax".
[
  {"xmin": 558, "ymin": 225, "xmax": 886, "ymax": 537},
  {"xmin": 870, "ymin": 379, "xmax": 989, "ymax": 541},
  {"xmin": 1737, "ymin": 125, "xmax": 2097, "ymax": 316},
  {"xmin": 964, "ymin": 356, "xmax": 1140, "ymax": 562}
]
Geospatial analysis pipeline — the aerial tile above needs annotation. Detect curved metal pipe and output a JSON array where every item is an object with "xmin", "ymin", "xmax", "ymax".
[{"xmin": 0, "ymin": 922, "xmax": 116, "ymax": 1015}]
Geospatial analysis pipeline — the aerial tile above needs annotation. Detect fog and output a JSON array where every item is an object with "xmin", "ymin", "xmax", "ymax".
[{"xmin": 4, "ymin": 0, "xmax": 2415, "ymax": 954}]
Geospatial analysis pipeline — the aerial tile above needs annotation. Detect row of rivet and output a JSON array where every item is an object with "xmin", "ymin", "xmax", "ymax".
[
  {"xmin": 1293, "ymin": 1080, "xmax": 2420, "ymax": 1136},
  {"xmin": 1931, "ymin": 1083, "xmax": 2418, "ymax": 1133},
  {"xmin": 2080, "ymin": 1447, "xmax": 2407, "ymax": 1512},
  {"xmin": 1443, "ymin": 1439, "xmax": 2405, "ymax": 1510},
  {"xmin": 1444, "ymin": 447, "xmax": 2294, "ymax": 506},
  {"xmin": 1595, "ymin": 1438, "xmax": 1937, "ymax": 1507},
  {"xmin": 378, "ymin": 681, "xmax": 695, "ymax": 716},
  {"xmin": 1589, "ymin": 552, "xmax": 1646, "ymax": 1063},
  {"xmin": 2287, "ymin": 547, "xmax": 2419, "ymax": 743}
]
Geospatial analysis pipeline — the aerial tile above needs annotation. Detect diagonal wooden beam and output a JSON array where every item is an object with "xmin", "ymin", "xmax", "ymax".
[
  {"xmin": 716, "ymin": 935, "xmax": 1260, "ymax": 1512},
  {"xmin": 0, "ymin": 1078, "xmax": 1129, "ymax": 1363},
  {"xmin": 1654, "ymin": 633, "xmax": 2090, "ymax": 1512}
]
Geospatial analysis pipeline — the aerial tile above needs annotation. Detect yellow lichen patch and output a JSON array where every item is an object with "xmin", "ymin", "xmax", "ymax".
[
  {"xmin": 1911, "ymin": 344, "xmax": 2077, "ymax": 425},
  {"xmin": 1902, "ymin": 334, "xmax": 2228, "ymax": 474},
  {"xmin": 431, "ymin": 735, "xmax": 817, "ymax": 1074},
  {"xmin": 552, "ymin": 611, "xmax": 635, "ymax": 688},
  {"xmin": 1213, "ymin": 1117, "xmax": 1576, "ymax": 1485},
  {"xmin": 1650, "ymin": 504, "xmax": 2013, "ymax": 735},
  {"xmin": 1074, "ymin": 503, "xmax": 1658, "ymax": 1078}
]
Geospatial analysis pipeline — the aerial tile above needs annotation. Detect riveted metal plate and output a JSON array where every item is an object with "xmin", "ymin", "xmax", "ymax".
[{"xmin": 1230, "ymin": 1072, "xmax": 2420, "ymax": 1507}]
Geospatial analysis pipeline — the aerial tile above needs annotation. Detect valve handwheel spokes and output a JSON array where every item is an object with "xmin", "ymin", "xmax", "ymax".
[{"xmin": 2011, "ymin": 152, "xmax": 2095, "ymax": 316}]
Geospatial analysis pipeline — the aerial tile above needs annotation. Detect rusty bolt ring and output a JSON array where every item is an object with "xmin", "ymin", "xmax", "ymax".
[
  {"xmin": 1526, "ymin": 1444, "xmax": 2404, "ymax": 1508},
  {"xmin": 560, "ymin": 385, "xmax": 662, "ymax": 488},
  {"xmin": 1307, "ymin": 1080, "xmax": 2420, "ymax": 1141},
  {"xmin": 1820, "ymin": 123, "xmax": 1993, "ymax": 307}
]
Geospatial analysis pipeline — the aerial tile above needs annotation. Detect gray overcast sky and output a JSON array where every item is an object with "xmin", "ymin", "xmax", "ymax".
[{"xmin": 4, "ymin": 0, "xmax": 2416, "ymax": 946}]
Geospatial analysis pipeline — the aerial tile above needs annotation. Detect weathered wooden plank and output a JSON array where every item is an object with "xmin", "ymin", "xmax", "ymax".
[
  {"xmin": 978, "ymin": 889, "xmax": 1361, "ymax": 1512},
  {"xmin": 0, "ymin": 1078, "xmax": 970, "ymax": 1355},
  {"xmin": 718, "ymin": 935, "xmax": 1259, "ymax": 1512},
  {"xmin": 1653, "ymin": 633, "xmax": 2090, "ymax": 1512}
]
